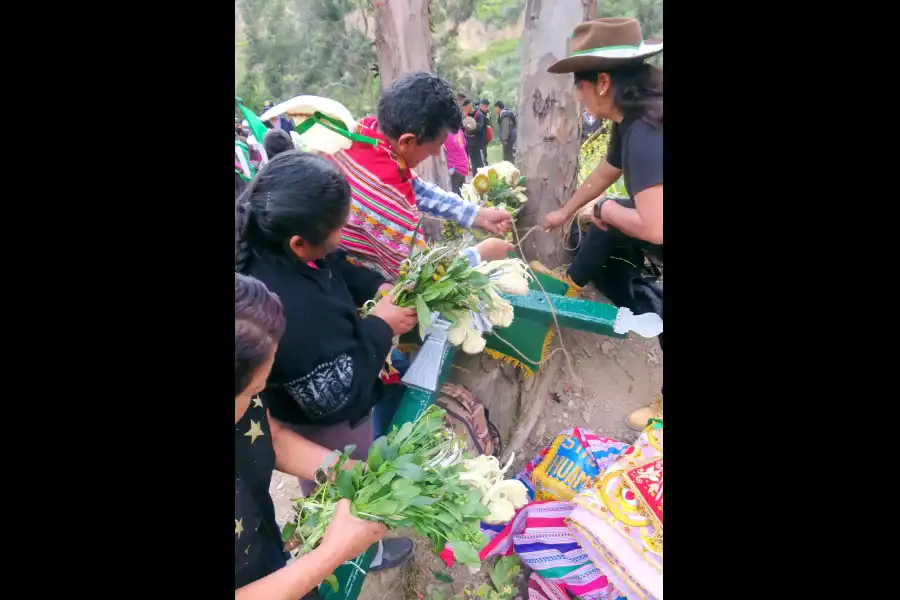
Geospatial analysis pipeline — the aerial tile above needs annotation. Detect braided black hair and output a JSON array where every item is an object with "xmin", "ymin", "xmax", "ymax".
[{"xmin": 234, "ymin": 150, "xmax": 351, "ymax": 273}]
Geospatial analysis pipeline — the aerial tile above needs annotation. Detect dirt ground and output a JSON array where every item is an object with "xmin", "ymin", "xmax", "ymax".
[{"xmin": 269, "ymin": 286, "xmax": 662, "ymax": 600}]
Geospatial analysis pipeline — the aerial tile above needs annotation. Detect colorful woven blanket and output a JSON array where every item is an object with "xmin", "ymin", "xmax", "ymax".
[
  {"xmin": 568, "ymin": 421, "xmax": 664, "ymax": 600},
  {"xmin": 441, "ymin": 429, "xmax": 630, "ymax": 600}
]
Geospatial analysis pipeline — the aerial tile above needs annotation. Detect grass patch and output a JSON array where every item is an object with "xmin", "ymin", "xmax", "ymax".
[{"xmin": 486, "ymin": 142, "xmax": 504, "ymax": 164}]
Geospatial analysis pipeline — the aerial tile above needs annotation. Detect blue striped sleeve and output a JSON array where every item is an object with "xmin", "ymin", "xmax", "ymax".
[
  {"xmin": 462, "ymin": 247, "xmax": 481, "ymax": 266},
  {"xmin": 411, "ymin": 177, "xmax": 479, "ymax": 228}
]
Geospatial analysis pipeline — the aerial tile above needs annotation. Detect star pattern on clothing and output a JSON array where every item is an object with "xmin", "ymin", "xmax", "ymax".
[
  {"xmin": 245, "ymin": 419, "xmax": 265, "ymax": 444},
  {"xmin": 252, "ymin": 396, "xmax": 263, "ymax": 408},
  {"xmin": 235, "ymin": 518, "xmax": 244, "ymax": 538}
]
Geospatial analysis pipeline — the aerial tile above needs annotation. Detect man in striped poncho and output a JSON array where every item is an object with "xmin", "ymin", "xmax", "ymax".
[{"xmin": 332, "ymin": 71, "xmax": 513, "ymax": 280}]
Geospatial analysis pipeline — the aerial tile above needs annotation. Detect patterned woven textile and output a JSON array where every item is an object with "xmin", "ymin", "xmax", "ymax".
[
  {"xmin": 441, "ymin": 428, "xmax": 630, "ymax": 599},
  {"xmin": 517, "ymin": 428, "xmax": 630, "ymax": 501},
  {"xmin": 442, "ymin": 501, "xmax": 624, "ymax": 600},
  {"xmin": 332, "ymin": 116, "xmax": 425, "ymax": 280},
  {"xmin": 568, "ymin": 422, "xmax": 663, "ymax": 600},
  {"xmin": 528, "ymin": 572, "xmax": 574, "ymax": 600}
]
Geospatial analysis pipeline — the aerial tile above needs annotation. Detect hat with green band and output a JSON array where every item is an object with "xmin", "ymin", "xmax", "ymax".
[
  {"xmin": 547, "ymin": 17, "xmax": 663, "ymax": 74},
  {"xmin": 294, "ymin": 112, "xmax": 378, "ymax": 148},
  {"xmin": 260, "ymin": 95, "xmax": 377, "ymax": 155}
]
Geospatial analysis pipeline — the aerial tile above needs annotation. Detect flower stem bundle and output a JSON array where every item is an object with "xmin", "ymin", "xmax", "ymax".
[
  {"xmin": 283, "ymin": 406, "xmax": 490, "ymax": 568},
  {"xmin": 362, "ymin": 242, "xmax": 531, "ymax": 354},
  {"xmin": 444, "ymin": 161, "xmax": 528, "ymax": 243}
]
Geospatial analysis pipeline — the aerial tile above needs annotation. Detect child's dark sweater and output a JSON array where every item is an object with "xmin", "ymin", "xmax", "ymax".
[{"xmin": 247, "ymin": 250, "xmax": 393, "ymax": 427}]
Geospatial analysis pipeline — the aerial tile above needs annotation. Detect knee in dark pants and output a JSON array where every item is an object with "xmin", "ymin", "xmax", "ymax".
[{"xmin": 566, "ymin": 223, "xmax": 626, "ymax": 287}]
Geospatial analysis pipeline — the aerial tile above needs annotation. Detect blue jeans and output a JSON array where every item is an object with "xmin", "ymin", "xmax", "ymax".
[{"xmin": 372, "ymin": 349, "xmax": 410, "ymax": 438}]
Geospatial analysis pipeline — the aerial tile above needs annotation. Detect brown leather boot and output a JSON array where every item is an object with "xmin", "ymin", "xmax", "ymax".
[{"xmin": 627, "ymin": 394, "xmax": 663, "ymax": 431}]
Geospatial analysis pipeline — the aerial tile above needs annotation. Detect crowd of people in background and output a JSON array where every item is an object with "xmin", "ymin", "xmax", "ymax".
[
  {"xmin": 233, "ymin": 15, "xmax": 662, "ymax": 598},
  {"xmin": 451, "ymin": 93, "xmax": 517, "ymax": 184}
]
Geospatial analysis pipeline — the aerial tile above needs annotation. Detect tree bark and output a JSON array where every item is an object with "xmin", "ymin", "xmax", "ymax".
[
  {"xmin": 515, "ymin": 0, "xmax": 596, "ymax": 269},
  {"xmin": 449, "ymin": 0, "xmax": 595, "ymax": 459},
  {"xmin": 373, "ymin": 0, "xmax": 450, "ymax": 191}
]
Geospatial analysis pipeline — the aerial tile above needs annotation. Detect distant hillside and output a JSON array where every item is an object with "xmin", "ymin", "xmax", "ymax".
[{"xmin": 235, "ymin": 0, "xmax": 661, "ymax": 115}]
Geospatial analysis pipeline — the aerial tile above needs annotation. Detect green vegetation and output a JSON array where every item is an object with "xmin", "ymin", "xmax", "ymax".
[
  {"xmin": 234, "ymin": 0, "xmax": 662, "ymax": 118},
  {"xmin": 453, "ymin": 37, "xmax": 522, "ymax": 108},
  {"xmin": 428, "ymin": 555, "xmax": 522, "ymax": 600},
  {"xmin": 486, "ymin": 142, "xmax": 503, "ymax": 165},
  {"xmin": 235, "ymin": 0, "xmax": 377, "ymax": 115},
  {"xmin": 473, "ymin": 0, "xmax": 525, "ymax": 29}
]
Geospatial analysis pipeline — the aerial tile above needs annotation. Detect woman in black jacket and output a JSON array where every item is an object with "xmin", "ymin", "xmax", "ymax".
[
  {"xmin": 235, "ymin": 150, "xmax": 419, "ymax": 571},
  {"xmin": 235, "ymin": 150, "xmax": 516, "ymax": 571}
]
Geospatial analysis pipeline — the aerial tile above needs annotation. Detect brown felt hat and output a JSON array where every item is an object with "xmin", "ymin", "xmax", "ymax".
[{"xmin": 547, "ymin": 18, "xmax": 663, "ymax": 74}]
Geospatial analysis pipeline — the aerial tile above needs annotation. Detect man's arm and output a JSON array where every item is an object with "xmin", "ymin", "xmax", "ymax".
[
  {"xmin": 411, "ymin": 177, "xmax": 479, "ymax": 227},
  {"xmin": 411, "ymin": 178, "xmax": 511, "ymax": 235},
  {"xmin": 268, "ymin": 412, "xmax": 335, "ymax": 480},
  {"xmin": 597, "ymin": 185, "xmax": 663, "ymax": 245}
]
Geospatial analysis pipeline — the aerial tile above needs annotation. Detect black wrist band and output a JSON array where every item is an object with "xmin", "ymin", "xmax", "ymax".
[{"xmin": 593, "ymin": 197, "xmax": 610, "ymax": 220}]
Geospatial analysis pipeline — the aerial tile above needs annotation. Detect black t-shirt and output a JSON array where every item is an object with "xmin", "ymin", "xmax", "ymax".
[
  {"xmin": 234, "ymin": 400, "xmax": 285, "ymax": 589},
  {"xmin": 605, "ymin": 115, "xmax": 663, "ymax": 201}
]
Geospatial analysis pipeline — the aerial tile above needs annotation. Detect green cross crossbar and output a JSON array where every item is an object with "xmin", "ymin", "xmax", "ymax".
[
  {"xmin": 503, "ymin": 290, "xmax": 625, "ymax": 338},
  {"xmin": 319, "ymin": 291, "xmax": 625, "ymax": 599}
]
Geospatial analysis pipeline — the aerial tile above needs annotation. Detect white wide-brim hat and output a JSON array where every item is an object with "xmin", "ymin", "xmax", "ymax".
[{"xmin": 260, "ymin": 95, "xmax": 356, "ymax": 155}]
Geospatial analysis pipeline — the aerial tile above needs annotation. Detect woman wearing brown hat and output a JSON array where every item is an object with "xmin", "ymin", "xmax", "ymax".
[{"xmin": 539, "ymin": 17, "xmax": 663, "ymax": 430}]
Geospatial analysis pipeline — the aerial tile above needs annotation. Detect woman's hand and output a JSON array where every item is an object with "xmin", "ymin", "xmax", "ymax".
[
  {"xmin": 473, "ymin": 238, "xmax": 514, "ymax": 261},
  {"xmin": 371, "ymin": 292, "xmax": 418, "ymax": 335},
  {"xmin": 473, "ymin": 208, "xmax": 512, "ymax": 235},
  {"xmin": 590, "ymin": 216, "xmax": 610, "ymax": 231},
  {"xmin": 541, "ymin": 209, "xmax": 569, "ymax": 231},
  {"xmin": 321, "ymin": 499, "xmax": 387, "ymax": 560}
]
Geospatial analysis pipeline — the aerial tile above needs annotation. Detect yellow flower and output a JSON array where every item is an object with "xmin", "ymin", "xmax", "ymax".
[{"xmin": 472, "ymin": 173, "xmax": 491, "ymax": 195}]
